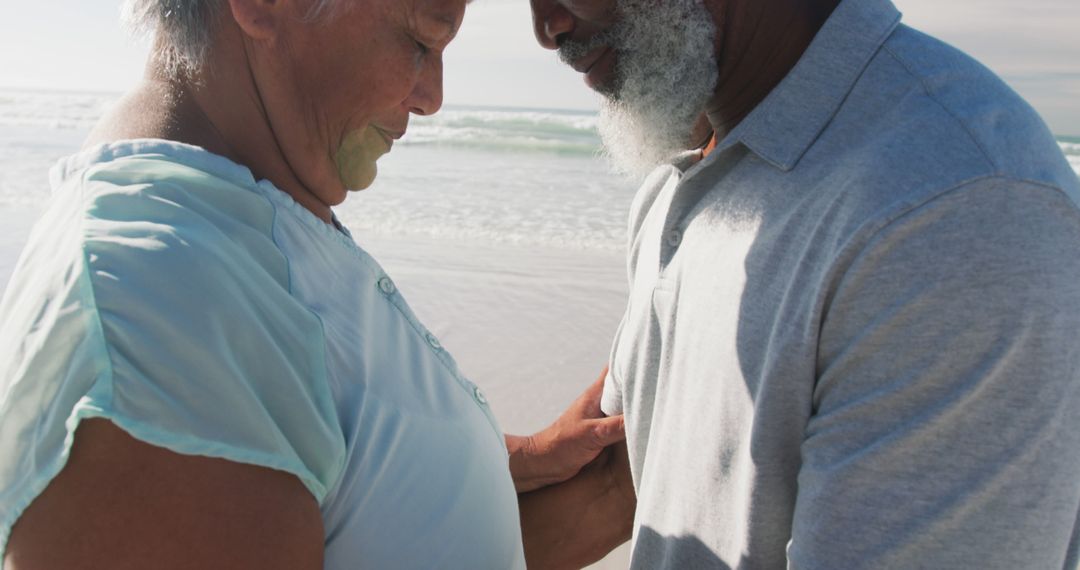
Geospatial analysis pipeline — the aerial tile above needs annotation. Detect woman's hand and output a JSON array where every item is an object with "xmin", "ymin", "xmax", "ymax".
[
  {"xmin": 507, "ymin": 367, "xmax": 625, "ymax": 493},
  {"xmin": 517, "ymin": 440, "xmax": 635, "ymax": 569}
]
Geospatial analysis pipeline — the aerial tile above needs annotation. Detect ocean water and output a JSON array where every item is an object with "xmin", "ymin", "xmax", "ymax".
[
  {"xmin": 1060, "ymin": 136, "xmax": 1080, "ymax": 177},
  {"xmin": 0, "ymin": 89, "xmax": 635, "ymax": 252},
  {"xmin": 347, "ymin": 106, "xmax": 629, "ymax": 251},
  {"xmin": 2, "ymin": 88, "xmax": 1079, "ymax": 252}
]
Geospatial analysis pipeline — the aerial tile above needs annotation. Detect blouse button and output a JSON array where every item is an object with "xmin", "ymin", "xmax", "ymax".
[
  {"xmin": 425, "ymin": 332, "xmax": 442, "ymax": 351},
  {"xmin": 378, "ymin": 277, "xmax": 396, "ymax": 295},
  {"xmin": 473, "ymin": 386, "xmax": 489, "ymax": 406}
]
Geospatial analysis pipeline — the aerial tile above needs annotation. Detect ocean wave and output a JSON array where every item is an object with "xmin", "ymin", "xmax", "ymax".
[
  {"xmin": 0, "ymin": 89, "xmax": 119, "ymax": 130},
  {"xmin": 400, "ymin": 129, "xmax": 600, "ymax": 156},
  {"xmin": 0, "ymin": 91, "xmax": 606, "ymax": 156},
  {"xmin": 1060, "ymin": 142, "xmax": 1080, "ymax": 177},
  {"xmin": 401, "ymin": 108, "xmax": 603, "ymax": 156}
]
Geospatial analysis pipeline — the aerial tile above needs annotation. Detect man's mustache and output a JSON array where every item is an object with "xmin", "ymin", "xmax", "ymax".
[{"xmin": 558, "ymin": 28, "xmax": 619, "ymax": 66}]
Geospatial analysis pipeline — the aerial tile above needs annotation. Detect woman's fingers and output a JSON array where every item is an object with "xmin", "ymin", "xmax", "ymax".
[
  {"xmin": 571, "ymin": 365, "xmax": 611, "ymax": 418},
  {"xmin": 589, "ymin": 414, "xmax": 626, "ymax": 448}
]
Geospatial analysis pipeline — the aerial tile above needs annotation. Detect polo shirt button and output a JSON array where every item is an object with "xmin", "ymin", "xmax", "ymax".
[
  {"xmin": 377, "ymin": 277, "xmax": 396, "ymax": 295},
  {"xmin": 473, "ymin": 386, "xmax": 488, "ymax": 405},
  {"xmin": 425, "ymin": 332, "xmax": 442, "ymax": 350},
  {"xmin": 666, "ymin": 229, "xmax": 683, "ymax": 247}
]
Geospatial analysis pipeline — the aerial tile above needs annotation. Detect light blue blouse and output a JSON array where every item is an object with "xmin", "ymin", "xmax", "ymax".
[{"xmin": 0, "ymin": 140, "xmax": 525, "ymax": 569}]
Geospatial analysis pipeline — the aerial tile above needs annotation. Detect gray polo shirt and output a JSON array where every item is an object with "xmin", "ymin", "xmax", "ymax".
[{"xmin": 601, "ymin": 0, "xmax": 1080, "ymax": 568}]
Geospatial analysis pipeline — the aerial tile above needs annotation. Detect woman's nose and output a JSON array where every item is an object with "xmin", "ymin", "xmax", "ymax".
[
  {"xmin": 408, "ymin": 63, "xmax": 444, "ymax": 117},
  {"xmin": 531, "ymin": 0, "xmax": 575, "ymax": 50}
]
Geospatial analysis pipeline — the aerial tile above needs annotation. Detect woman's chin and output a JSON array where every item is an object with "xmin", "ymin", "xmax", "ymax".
[
  {"xmin": 335, "ymin": 127, "xmax": 391, "ymax": 193},
  {"xmin": 342, "ymin": 164, "xmax": 378, "ymax": 192}
]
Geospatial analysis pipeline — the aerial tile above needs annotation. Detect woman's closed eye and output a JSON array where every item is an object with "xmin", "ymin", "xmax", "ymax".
[{"xmin": 414, "ymin": 38, "xmax": 431, "ymax": 60}]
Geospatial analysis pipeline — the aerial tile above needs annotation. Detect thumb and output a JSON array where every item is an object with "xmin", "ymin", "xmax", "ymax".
[{"xmin": 590, "ymin": 414, "xmax": 626, "ymax": 447}]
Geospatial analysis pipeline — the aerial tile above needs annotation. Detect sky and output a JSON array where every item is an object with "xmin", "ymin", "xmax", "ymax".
[{"xmin": 1, "ymin": 0, "xmax": 1077, "ymax": 134}]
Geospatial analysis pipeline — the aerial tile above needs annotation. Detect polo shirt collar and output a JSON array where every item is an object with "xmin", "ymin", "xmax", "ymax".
[{"xmin": 715, "ymin": 0, "xmax": 902, "ymax": 171}]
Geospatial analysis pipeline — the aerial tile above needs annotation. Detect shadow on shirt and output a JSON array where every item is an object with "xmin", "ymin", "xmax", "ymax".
[{"xmin": 634, "ymin": 526, "xmax": 732, "ymax": 569}]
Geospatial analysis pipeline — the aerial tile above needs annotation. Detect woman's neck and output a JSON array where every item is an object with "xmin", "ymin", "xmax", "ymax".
[{"xmin": 85, "ymin": 36, "xmax": 337, "ymax": 224}]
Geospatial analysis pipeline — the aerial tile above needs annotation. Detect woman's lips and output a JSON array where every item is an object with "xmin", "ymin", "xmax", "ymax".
[{"xmin": 371, "ymin": 125, "xmax": 405, "ymax": 150}]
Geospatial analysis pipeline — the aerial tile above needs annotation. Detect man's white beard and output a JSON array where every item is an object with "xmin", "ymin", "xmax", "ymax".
[{"xmin": 565, "ymin": 0, "xmax": 719, "ymax": 179}]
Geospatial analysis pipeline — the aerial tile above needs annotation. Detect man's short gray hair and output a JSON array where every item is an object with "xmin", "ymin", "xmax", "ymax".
[{"xmin": 122, "ymin": 0, "xmax": 340, "ymax": 79}]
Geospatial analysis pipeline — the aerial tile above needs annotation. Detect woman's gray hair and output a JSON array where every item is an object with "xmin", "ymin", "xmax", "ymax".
[{"xmin": 122, "ymin": 0, "xmax": 340, "ymax": 79}]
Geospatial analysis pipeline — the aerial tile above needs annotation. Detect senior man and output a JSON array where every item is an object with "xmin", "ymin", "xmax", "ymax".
[{"xmin": 528, "ymin": 0, "xmax": 1080, "ymax": 567}]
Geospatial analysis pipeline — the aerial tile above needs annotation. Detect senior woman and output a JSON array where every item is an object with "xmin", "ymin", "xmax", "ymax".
[{"xmin": 0, "ymin": 0, "xmax": 635, "ymax": 568}]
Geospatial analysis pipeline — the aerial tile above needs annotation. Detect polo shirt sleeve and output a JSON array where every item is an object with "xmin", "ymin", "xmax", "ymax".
[
  {"xmin": 0, "ymin": 170, "xmax": 345, "ymax": 535},
  {"xmin": 601, "ymin": 314, "xmax": 629, "ymax": 416},
  {"xmin": 789, "ymin": 177, "xmax": 1080, "ymax": 568}
]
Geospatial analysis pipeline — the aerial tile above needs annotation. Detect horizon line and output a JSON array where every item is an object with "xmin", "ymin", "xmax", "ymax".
[{"xmin": 1, "ymin": 84, "xmax": 1077, "ymax": 140}]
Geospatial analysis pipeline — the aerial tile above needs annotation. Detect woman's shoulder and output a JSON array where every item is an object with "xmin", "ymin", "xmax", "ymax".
[
  {"xmin": 11, "ymin": 140, "xmax": 325, "ymax": 369},
  {"xmin": 0, "ymin": 141, "xmax": 344, "ymax": 529},
  {"xmin": 50, "ymin": 139, "xmax": 292, "ymax": 287}
]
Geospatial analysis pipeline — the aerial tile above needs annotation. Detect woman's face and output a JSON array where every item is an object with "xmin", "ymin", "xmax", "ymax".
[{"xmin": 249, "ymin": 0, "xmax": 466, "ymax": 204}]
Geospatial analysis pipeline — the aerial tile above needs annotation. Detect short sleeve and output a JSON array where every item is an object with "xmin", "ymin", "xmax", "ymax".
[
  {"xmin": 0, "ymin": 166, "xmax": 345, "ymax": 545},
  {"xmin": 789, "ymin": 178, "xmax": 1080, "ymax": 568},
  {"xmin": 600, "ymin": 373, "xmax": 624, "ymax": 417},
  {"xmin": 602, "ymin": 311, "xmax": 628, "ymax": 416}
]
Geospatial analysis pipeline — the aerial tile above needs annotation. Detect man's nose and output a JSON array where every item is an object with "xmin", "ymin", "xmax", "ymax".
[{"xmin": 530, "ymin": 0, "xmax": 575, "ymax": 50}]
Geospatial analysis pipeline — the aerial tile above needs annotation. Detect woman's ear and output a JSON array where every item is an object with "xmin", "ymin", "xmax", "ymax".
[{"xmin": 227, "ymin": 0, "xmax": 285, "ymax": 40}]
